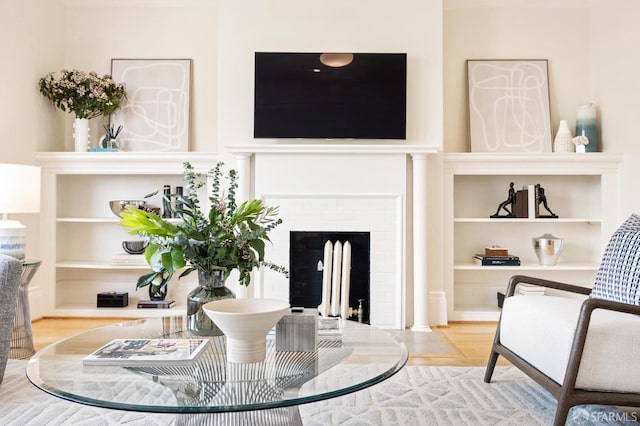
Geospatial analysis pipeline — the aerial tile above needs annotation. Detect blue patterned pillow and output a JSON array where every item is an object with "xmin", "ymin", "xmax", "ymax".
[{"xmin": 590, "ymin": 214, "xmax": 640, "ymax": 304}]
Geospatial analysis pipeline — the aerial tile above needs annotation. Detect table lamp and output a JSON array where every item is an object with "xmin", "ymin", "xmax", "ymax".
[{"xmin": 0, "ymin": 163, "xmax": 41, "ymax": 260}]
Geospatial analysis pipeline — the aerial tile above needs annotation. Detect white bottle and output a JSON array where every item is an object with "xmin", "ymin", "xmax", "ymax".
[{"xmin": 553, "ymin": 120, "xmax": 574, "ymax": 153}]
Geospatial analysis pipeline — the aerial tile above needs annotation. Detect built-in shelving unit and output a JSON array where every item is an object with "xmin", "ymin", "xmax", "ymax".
[
  {"xmin": 36, "ymin": 152, "xmax": 219, "ymax": 318},
  {"xmin": 442, "ymin": 153, "xmax": 622, "ymax": 321}
]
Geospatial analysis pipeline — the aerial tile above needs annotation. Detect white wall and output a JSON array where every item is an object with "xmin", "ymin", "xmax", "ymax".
[
  {"xmin": 4, "ymin": 0, "xmax": 637, "ymax": 201},
  {"xmin": 0, "ymin": 0, "xmax": 65, "ymax": 159},
  {"xmin": 61, "ymin": 0, "xmax": 219, "ymax": 152},
  {"xmin": 588, "ymin": 0, "xmax": 640, "ymax": 219},
  {"xmin": 0, "ymin": 0, "xmax": 66, "ymax": 316},
  {"xmin": 52, "ymin": 0, "xmax": 444, "ymax": 155},
  {"xmin": 217, "ymin": 0, "xmax": 443, "ymax": 153},
  {"xmin": 443, "ymin": 0, "xmax": 640, "ymax": 222},
  {"xmin": 444, "ymin": 1, "xmax": 591, "ymax": 153}
]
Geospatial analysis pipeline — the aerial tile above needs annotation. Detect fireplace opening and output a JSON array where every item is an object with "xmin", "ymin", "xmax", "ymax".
[{"xmin": 289, "ymin": 231, "xmax": 370, "ymax": 323}]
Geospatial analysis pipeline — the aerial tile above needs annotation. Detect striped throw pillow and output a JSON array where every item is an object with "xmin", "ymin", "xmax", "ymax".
[{"xmin": 590, "ymin": 214, "xmax": 640, "ymax": 305}]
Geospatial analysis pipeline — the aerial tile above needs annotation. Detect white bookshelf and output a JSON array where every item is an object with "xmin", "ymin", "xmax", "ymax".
[
  {"xmin": 442, "ymin": 153, "xmax": 622, "ymax": 321},
  {"xmin": 36, "ymin": 152, "xmax": 219, "ymax": 318}
]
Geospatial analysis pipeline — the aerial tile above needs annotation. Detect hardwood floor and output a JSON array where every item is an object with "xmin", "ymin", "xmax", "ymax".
[{"xmin": 30, "ymin": 318, "xmax": 508, "ymax": 367}]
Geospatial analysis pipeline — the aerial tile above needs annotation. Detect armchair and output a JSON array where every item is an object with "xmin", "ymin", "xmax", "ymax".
[
  {"xmin": 0, "ymin": 254, "xmax": 22, "ymax": 384},
  {"xmin": 485, "ymin": 214, "xmax": 640, "ymax": 426}
]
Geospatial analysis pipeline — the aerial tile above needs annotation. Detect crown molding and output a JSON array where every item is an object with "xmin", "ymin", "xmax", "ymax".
[
  {"xmin": 63, "ymin": 0, "xmax": 218, "ymax": 8},
  {"xmin": 444, "ymin": 0, "xmax": 589, "ymax": 9}
]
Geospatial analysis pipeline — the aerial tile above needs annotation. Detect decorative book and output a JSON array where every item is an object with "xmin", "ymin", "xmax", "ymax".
[
  {"xmin": 137, "ymin": 299, "xmax": 176, "ymax": 309},
  {"xmin": 83, "ymin": 338, "xmax": 209, "ymax": 366},
  {"xmin": 473, "ymin": 254, "xmax": 521, "ymax": 266},
  {"xmin": 484, "ymin": 246, "xmax": 509, "ymax": 257}
]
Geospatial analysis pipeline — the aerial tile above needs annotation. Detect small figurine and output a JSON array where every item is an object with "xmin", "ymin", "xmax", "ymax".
[
  {"xmin": 536, "ymin": 184, "xmax": 558, "ymax": 218},
  {"xmin": 572, "ymin": 135, "xmax": 589, "ymax": 153},
  {"xmin": 491, "ymin": 182, "xmax": 516, "ymax": 218}
]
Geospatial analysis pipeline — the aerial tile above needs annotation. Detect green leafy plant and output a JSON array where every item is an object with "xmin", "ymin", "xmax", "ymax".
[
  {"xmin": 38, "ymin": 69, "xmax": 127, "ymax": 119},
  {"xmin": 120, "ymin": 161, "xmax": 288, "ymax": 292}
]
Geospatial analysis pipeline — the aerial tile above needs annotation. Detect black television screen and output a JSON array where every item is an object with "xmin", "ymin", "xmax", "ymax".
[{"xmin": 254, "ymin": 52, "xmax": 407, "ymax": 140}]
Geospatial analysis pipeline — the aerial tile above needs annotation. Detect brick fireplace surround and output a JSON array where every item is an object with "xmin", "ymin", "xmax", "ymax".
[{"xmin": 227, "ymin": 144, "xmax": 440, "ymax": 330}]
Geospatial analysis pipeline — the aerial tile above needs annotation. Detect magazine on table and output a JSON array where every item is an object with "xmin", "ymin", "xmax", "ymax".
[{"xmin": 83, "ymin": 338, "xmax": 209, "ymax": 366}]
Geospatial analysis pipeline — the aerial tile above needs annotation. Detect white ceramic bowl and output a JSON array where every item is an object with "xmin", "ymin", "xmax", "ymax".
[{"xmin": 203, "ymin": 298, "xmax": 290, "ymax": 363}]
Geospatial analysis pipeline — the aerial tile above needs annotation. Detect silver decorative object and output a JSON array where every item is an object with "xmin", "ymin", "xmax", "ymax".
[
  {"xmin": 532, "ymin": 233, "xmax": 564, "ymax": 266},
  {"xmin": 109, "ymin": 200, "xmax": 146, "ymax": 218},
  {"xmin": 121, "ymin": 240, "xmax": 148, "ymax": 255}
]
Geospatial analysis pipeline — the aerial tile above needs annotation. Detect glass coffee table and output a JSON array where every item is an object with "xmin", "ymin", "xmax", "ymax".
[{"xmin": 27, "ymin": 316, "xmax": 408, "ymax": 425}]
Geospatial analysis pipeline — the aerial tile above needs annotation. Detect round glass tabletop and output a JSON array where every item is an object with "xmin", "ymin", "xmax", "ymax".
[{"xmin": 27, "ymin": 316, "xmax": 408, "ymax": 414}]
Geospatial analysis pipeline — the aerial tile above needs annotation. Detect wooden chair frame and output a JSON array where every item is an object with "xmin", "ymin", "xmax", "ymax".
[{"xmin": 485, "ymin": 274, "xmax": 640, "ymax": 426}]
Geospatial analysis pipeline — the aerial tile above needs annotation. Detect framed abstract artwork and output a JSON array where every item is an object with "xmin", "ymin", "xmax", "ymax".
[
  {"xmin": 466, "ymin": 59, "xmax": 552, "ymax": 153},
  {"xmin": 110, "ymin": 59, "xmax": 192, "ymax": 152}
]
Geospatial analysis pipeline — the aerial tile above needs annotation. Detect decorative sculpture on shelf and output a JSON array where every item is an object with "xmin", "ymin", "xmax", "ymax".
[
  {"xmin": 491, "ymin": 182, "xmax": 516, "ymax": 218},
  {"xmin": 573, "ymin": 135, "xmax": 589, "ymax": 153},
  {"xmin": 536, "ymin": 184, "xmax": 558, "ymax": 218}
]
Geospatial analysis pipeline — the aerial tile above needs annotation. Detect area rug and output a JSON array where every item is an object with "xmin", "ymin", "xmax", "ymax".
[
  {"xmin": 1, "ymin": 360, "xmax": 637, "ymax": 425},
  {"xmin": 299, "ymin": 365, "xmax": 638, "ymax": 425}
]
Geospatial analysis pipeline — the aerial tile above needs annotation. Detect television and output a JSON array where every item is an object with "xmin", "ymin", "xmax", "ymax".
[{"xmin": 254, "ymin": 52, "xmax": 407, "ymax": 140}]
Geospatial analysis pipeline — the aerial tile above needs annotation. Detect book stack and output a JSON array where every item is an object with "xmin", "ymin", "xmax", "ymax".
[
  {"xmin": 473, "ymin": 254, "xmax": 520, "ymax": 266},
  {"xmin": 474, "ymin": 246, "xmax": 520, "ymax": 266},
  {"xmin": 137, "ymin": 298, "xmax": 176, "ymax": 309},
  {"xmin": 517, "ymin": 283, "xmax": 545, "ymax": 296},
  {"xmin": 317, "ymin": 317, "xmax": 342, "ymax": 342},
  {"xmin": 83, "ymin": 338, "xmax": 209, "ymax": 366}
]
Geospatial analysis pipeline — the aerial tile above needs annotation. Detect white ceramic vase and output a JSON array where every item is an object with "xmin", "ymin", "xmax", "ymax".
[
  {"xmin": 575, "ymin": 101, "xmax": 598, "ymax": 152},
  {"xmin": 553, "ymin": 120, "xmax": 574, "ymax": 153},
  {"xmin": 203, "ymin": 298, "xmax": 290, "ymax": 363},
  {"xmin": 73, "ymin": 118, "xmax": 90, "ymax": 152}
]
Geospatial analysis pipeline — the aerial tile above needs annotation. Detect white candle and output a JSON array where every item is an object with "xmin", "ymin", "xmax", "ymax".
[
  {"xmin": 318, "ymin": 240, "xmax": 333, "ymax": 317},
  {"xmin": 340, "ymin": 241, "xmax": 352, "ymax": 319},
  {"xmin": 331, "ymin": 241, "xmax": 343, "ymax": 316}
]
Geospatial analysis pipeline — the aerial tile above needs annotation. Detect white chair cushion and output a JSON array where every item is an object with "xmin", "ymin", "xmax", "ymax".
[{"xmin": 500, "ymin": 294, "xmax": 640, "ymax": 393}]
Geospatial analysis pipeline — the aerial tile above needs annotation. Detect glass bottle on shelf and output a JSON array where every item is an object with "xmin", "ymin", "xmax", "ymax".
[
  {"xmin": 174, "ymin": 186, "xmax": 183, "ymax": 218},
  {"xmin": 162, "ymin": 185, "xmax": 172, "ymax": 218},
  {"xmin": 575, "ymin": 102, "xmax": 598, "ymax": 152}
]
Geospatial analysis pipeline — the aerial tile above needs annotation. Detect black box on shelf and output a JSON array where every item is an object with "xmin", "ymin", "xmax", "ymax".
[{"xmin": 97, "ymin": 291, "xmax": 128, "ymax": 308}]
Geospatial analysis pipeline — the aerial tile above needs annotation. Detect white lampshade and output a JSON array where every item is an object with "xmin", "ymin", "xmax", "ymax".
[
  {"xmin": 0, "ymin": 163, "xmax": 40, "ymax": 214},
  {"xmin": 0, "ymin": 163, "xmax": 41, "ymax": 259}
]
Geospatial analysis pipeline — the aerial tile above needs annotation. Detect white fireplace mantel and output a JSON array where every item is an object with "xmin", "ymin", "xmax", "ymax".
[
  {"xmin": 226, "ymin": 144, "xmax": 439, "ymax": 156},
  {"xmin": 226, "ymin": 144, "xmax": 439, "ymax": 329}
]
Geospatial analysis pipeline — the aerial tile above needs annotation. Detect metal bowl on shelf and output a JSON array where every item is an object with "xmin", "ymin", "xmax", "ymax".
[
  {"xmin": 109, "ymin": 200, "xmax": 146, "ymax": 218},
  {"xmin": 122, "ymin": 240, "xmax": 149, "ymax": 255}
]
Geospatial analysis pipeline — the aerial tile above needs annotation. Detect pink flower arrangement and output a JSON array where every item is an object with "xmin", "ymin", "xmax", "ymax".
[{"xmin": 39, "ymin": 69, "xmax": 126, "ymax": 119}]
